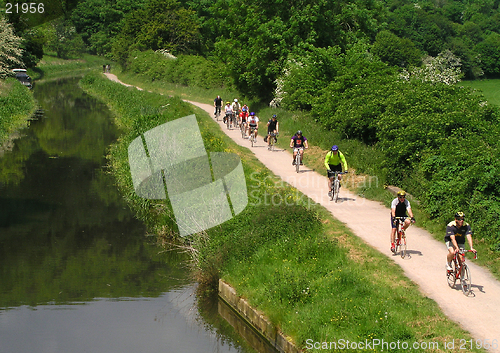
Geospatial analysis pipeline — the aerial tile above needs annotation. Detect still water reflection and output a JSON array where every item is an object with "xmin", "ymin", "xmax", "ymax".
[{"xmin": 0, "ymin": 77, "xmax": 258, "ymax": 353}]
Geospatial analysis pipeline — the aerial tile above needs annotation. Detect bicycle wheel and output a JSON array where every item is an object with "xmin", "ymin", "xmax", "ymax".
[
  {"xmin": 295, "ymin": 153, "xmax": 300, "ymax": 173},
  {"xmin": 251, "ymin": 134, "xmax": 255, "ymax": 147},
  {"xmin": 399, "ymin": 232, "xmax": 407, "ymax": 258},
  {"xmin": 447, "ymin": 261, "xmax": 457, "ymax": 288},
  {"xmin": 333, "ymin": 179, "xmax": 339, "ymax": 202},
  {"xmin": 460, "ymin": 263, "xmax": 472, "ymax": 295}
]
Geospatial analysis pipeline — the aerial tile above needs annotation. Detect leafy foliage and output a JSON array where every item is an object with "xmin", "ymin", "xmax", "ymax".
[{"xmin": 125, "ymin": 49, "xmax": 232, "ymax": 89}]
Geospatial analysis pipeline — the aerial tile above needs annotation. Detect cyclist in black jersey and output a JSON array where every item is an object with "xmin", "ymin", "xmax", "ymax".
[
  {"xmin": 214, "ymin": 95, "xmax": 223, "ymax": 117},
  {"xmin": 264, "ymin": 115, "xmax": 279, "ymax": 146},
  {"xmin": 445, "ymin": 211, "xmax": 476, "ymax": 270}
]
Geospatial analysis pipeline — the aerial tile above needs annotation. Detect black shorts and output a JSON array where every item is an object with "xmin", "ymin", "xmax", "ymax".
[{"xmin": 327, "ymin": 164, "xmax": 342, "ymax": 178}]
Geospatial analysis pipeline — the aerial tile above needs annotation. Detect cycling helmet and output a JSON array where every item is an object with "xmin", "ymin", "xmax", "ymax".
[
  {"xmin": 272, "ymin": 114, "xmax": 277, "ymax": 119},
  {"xmin": 234, "ymin": 99, "xmax": 238, "ymax": 102},
  {"xmin": 250, "ymin": 112, "xmax": 255, "ymax": 116},
  {"xmin": 397, "ymin": 190, "xmax": 406, "ymax": 197},
  {"xmin": 296, "ymin": 130, "xmax": 302, "ymax": 135},
  {"xmin": 331, "ymin": 145, "xmax": 338, "ymax": 151},
  {"xmin": 455, "ymin": 211, "xmax": 465, "ymax": 219},
  {"xmin": 226, "ymin": 102, "xmax": 231, "ymax": 105}
]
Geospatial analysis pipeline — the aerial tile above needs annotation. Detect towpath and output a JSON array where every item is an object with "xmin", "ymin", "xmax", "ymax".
[{"xmin": 105, "ymin": 73, "xmax": 500, "ymax": 349}]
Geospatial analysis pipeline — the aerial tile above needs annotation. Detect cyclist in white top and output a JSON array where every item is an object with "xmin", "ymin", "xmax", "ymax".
[
  {"xmin": 247, "ymin": 112, "xmax": 259, "ymax": 139},
  {"xmin": 224, "ymin": 101, "xmax": 233, "ymax": 124}
]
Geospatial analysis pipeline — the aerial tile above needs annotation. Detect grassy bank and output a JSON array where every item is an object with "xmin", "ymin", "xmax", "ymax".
[
  {"xmin": 0, "ymin": 78, "xmax": 36, "ymax": 145},
  {"xmin": 32, "ymin": 54, "xmax": 106, "ymax": 82},
  {"xmin": 80, "ymin": 72, "xmax": 483, "ymax": 352}
]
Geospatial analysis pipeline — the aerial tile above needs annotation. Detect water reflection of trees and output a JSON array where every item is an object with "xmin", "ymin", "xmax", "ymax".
[{"xmin": 0, "ymin": 78, "xmax": 191, "ymax": 308}]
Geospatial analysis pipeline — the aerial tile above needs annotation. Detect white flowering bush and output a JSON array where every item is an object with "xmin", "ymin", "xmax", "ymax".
[
  {"xmin": 400, "ymin": 50, "xmax": 463, "ymax": 85},
  {"xmin": 0, "ymin": 17, "xmax": 24, "ymax": 78}
]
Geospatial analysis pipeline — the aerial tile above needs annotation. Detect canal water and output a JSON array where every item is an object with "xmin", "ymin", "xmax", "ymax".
[{"xmin": 0, "ymin": 77, "xmax": 270, "ymax": 353}]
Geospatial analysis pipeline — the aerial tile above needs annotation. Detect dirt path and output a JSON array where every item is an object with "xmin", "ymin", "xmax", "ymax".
[{"xmin": 105, "ymin": 73, "xmax": 500, "ymax": 348}]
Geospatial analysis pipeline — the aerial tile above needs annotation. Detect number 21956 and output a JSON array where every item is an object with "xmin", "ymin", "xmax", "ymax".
[{"xmin": 6, "ymin": 3, "xmax": 45, "ymax": 14}]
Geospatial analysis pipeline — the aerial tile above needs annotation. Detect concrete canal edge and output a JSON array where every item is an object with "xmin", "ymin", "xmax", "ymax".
[{"xmin": 218, "ymin": 279, "xmax": 302, "ymax": 353}]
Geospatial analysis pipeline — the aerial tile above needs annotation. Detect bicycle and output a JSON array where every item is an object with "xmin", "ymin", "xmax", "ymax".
[
  {"xmin": 293, "ymin": 147, "xmax": 304, "ymax": 173},
  {"xmin": 249, "ymin": 127, "xmax": 257, "ymax": 147},
  {"xmin": 393, "ymin": 216, "xmax": 409, "ymax": 258},
  {"xmin": 447, "ymin": 249, "xmax": 477, "ymax": 296},
  {"xmin": 214, "ymin": 106, "xmax": 221, "ymax": 121},
  {"xmin": 328, "ymin": 171, "xmax": 347, "ymax": 203},
  {"xmin": 267, "ymin": 132, "xmax": 278, "ymax": 151},
  {"xmin": 240, "ymin": 120, "xmax": 247, "ymax": 138},
  {"xmin": 226, "ymin": 112, "xmax": 234, "ymax": 129}
]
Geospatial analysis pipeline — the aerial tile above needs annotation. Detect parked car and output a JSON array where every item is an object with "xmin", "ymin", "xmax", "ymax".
[{"xmin": 12, "ymin": 69, "xmax": 32, "ymax": 89}]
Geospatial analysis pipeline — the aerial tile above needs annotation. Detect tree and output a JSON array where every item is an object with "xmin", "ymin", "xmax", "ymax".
[
  {"xmin": 476, "ymin": 33, "xmax": 500, "ymax": 77},
  {"xmin": 372, "ymin": 30, "xmax": 422, "ymax": 67},
  {"xmin": 44, "ymin": 18, "xmax": 86, "ymax": 59},
  {"xmin": 0, "ymin": 17, "xmax": 23, "ymax": 77},
  {"xmin": 116, "ymin": 0, "xmax": 200, "ymax": 54}
]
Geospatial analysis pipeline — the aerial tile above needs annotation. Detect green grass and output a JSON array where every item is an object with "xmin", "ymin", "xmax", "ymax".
[
  {"xmin": 0, "ymin": 78, "xmax": 36, "ymax": 144},
  {"xmin": 113, "ymin": 69, "xmax": 247, "ymax": 109},
  {"xmin": 459, "ymin": 79, "xmax": 500, "ymax": 106},
  {"xmin": 79, "ymin": 71, "xmax": 484, "ymax": 352},
  {"xmin": 32, "ymin": 53, "xmax": 106, "ymax": 82}
]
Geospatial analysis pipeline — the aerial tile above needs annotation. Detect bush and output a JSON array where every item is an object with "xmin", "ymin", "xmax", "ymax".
[{"xmin": 125, "ymin": 50, "xmax": 232, "ymax": 89}]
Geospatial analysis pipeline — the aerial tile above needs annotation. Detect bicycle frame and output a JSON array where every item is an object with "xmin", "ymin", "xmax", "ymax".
[
  {"xmin": 249, "ymin": 127, "xmax": 257, "ymax": 147},
  {"xmin": 393, "ymin": 216, "xmax": 408, "ymax": 258},
  {"xmin": 293, "ymin": 147, "xmax": 303, "ymax": 173},
  {"xmin": 268, "ymin": 132, "xmax": 278, "ymax": 151},
  {"xmin": 329, "ymin": 171, "xmax": 347, "ymax": 202},
  {"xmin": 240, "ymin": 121, "xmax": 247, "ymax": 138},
  {"xmin": 447, "ymin": 249, "xmax": 477, "ymax": 296}
]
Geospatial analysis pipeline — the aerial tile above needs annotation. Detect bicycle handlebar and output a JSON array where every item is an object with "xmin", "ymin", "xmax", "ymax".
[{"xmin": 458, "ymin": 249, "xmax": 478, "ymax": 259}]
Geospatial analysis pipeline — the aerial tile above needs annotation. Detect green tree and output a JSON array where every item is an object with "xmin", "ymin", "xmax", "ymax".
[
  {"xmin": 372, "ymin": 30, "xmax": 422, "ymax": 67},
  {"xmin": 115, "ymin": 0, "xmax": 200, "ymax": 54},
  {"xmin": 71, "ymin": 0, "xmax": 146, "ymax": 55},
  {"xmin": 44, "ymin": 18, "xmax": 86, "ymax": 59},
  {"xmin": 476, "ymin": 33, "xmax": 500, "ymax": 77}
]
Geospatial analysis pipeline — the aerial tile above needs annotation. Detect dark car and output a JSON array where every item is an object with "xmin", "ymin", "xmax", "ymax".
[{"xmin": 12, "ymin": 69, "xmax": 32, "ymax": 89}]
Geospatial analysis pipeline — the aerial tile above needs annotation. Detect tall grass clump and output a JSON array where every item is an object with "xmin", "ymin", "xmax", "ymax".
[{"xmin": 0, "ymin": 78, "xmax": 36, "ymax": 143}]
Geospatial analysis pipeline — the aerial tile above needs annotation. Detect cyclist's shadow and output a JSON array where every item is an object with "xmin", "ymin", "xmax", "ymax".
[
  {"xmin": 334, "ymin": 196, "xmax": 357, "ymax": 203},
  {"xmin": 404, "ymin": 249, "xmax": 423, "ymax": 258}
]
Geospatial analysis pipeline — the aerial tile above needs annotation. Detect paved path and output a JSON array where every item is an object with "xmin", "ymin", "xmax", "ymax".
[{"xmin": 104, "ymin": 73, "xmax": 500, "ymax": 348}]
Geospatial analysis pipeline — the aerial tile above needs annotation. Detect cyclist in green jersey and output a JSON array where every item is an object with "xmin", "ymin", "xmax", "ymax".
[{"xmin": 324, "ymin": 145, "xmax": 348, "ymax": 196}]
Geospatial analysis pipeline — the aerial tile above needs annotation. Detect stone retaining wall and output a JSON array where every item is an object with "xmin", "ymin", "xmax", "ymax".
[{"xmin": 218, "ymin": 279, "xmax": 301, "ymax": 353}]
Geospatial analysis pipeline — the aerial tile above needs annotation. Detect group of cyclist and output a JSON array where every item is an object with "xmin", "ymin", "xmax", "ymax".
[
  {"xmin": 214, "ymin": 97, "xmax": 259, "ymax": 139},
  {"xmin": 215, "ymin": 96, "xmax": 476, "ymax": 272}
]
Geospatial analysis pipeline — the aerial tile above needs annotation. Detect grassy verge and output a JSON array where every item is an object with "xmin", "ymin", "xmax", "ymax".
[
  {"xmin": 32, "ymin": 53, "xmax": 106, "ymax": 82},
  {"xmin": 80, "ymin": 72, "xmax": 483, "ymax": 352},
  {"xmin": 0, "ymin": 78, "xmax": 36, "ymax": 145}
]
